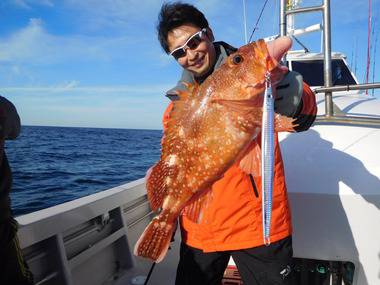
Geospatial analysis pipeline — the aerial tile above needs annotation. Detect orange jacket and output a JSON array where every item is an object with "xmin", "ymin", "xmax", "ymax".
[{"xmin": 162, "ymin": 83, "xmax": 316, "ymax": 252}]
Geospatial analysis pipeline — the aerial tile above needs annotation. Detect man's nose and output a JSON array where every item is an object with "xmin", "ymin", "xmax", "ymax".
[{"xmin": 186, "ymin": 48, "xmax": 197, "ymax": 61}]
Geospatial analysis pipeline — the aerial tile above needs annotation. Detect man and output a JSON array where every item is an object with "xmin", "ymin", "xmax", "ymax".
[
  {"xmin": 0, "ymin": 96, "xmax": 34, "ymax": 284},
  {"xmin": 157, "ymin": 2, "xmax": 316, "ymax": 285}
]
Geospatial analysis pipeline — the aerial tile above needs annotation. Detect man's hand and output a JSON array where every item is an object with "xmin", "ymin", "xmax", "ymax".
[
  {"xmin": 266, "ymin": 36, "xmax": 292, "ymax": 71},
  {"xmin": 266, "ymin": 37, "xmax": 304, "ymax": 118}
]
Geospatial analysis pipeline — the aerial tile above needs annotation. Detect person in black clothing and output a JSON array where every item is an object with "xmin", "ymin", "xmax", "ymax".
[{"xmin": 0, "ymin": 96, "xmax": 34, "ymax": 284}]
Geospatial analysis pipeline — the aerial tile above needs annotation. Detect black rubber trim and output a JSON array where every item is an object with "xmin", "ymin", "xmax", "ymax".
[{"xmin": 249, "ymin": 174, "xmax": 259, "ymax": 198}]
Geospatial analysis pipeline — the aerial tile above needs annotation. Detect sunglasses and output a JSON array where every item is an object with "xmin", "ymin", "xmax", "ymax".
[{"xmin": 169, "ymin": 28, "xmax": 207, "ymax": 60}]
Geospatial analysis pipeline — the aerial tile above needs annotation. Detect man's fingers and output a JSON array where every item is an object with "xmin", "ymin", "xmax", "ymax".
[{"xmin": 266, "ymin": 36, "xmax": 292, "ymax": 62}]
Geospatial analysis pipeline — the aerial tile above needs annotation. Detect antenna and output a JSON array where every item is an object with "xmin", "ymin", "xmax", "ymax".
[
  {"xmin": 350, "ymin": 36, "xmax": 357, "ymax": 73},
  {"xmin": 365, "ymin": 0, "xmax": 372, "ymax": 94},
  {"xmin": 371, "ymin": 22, "xmax": 378, "ymax": 96},
  {"xmin": 354, "ymin": 37, "xmax": 358, "ymax": 77}
]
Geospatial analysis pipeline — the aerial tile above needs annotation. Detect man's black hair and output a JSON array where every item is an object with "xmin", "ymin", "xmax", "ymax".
[{"xmin": 157, "ymin": 2, "xmax": 209, "ymax": 53}]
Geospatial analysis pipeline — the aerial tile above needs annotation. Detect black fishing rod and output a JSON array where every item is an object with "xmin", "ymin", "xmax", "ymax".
[
  {"xmin": 143, "ymin": 262, "xmax": 156, "ymax": 285},
  {"xmin": 248, "ymin": 0, "xmax": 270, "ymax": 43}
]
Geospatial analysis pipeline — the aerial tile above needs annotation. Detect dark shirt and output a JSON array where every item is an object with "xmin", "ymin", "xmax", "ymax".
[{"xmin": 0, "ymin": 96, "xmax": 21, "ymax": 221}]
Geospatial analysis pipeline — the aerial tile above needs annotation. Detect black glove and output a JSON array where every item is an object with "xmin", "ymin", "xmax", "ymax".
[{"xmin": 274, "ymin": 71, "xmax": 303, "ymax": 117}]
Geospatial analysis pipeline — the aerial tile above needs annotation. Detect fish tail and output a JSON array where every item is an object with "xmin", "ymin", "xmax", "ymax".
[{"xmin": 134, "ymin": 217, "xmax": 175, "ymax": 263}]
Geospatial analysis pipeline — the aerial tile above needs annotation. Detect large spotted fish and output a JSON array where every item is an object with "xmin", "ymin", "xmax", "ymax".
[{"xmin": 134, "ymin": 39, "xmax": 294, "ymax": 262}]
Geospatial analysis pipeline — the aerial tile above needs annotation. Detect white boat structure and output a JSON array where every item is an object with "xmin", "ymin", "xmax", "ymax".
[{"xmin": 16, "ymin": 1, "xmax": 380, "ymax": 284}]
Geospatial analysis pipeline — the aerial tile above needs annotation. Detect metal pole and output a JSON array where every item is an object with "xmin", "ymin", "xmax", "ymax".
[
  {"xmin": 316, "ymin": 116, "xmax": 380, "ymax": 127},
  {"xmin": 323, "ymin": 0, "xmax": 333, "ymax": 117},
  {"xmin": 314, "ymin": 82, "xmax": 380, "ymax": 93},
  {"xmin": 286, "ymin": 5, "xmax": 323, "ymax": 14},
  {"xmin": 280, "ymin": 0, "xmax": 287, "ymax": 37},
  {"xmin": 243, "ymin": 0, "xmax": 248, "ymax": 44}
]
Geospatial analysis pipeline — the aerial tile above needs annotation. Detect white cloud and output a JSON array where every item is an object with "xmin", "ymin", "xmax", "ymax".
[
  {"xmin": 11, "ymin": 65, "xmax": 21, "ymax": 75},
  {"xmin": 10, "ymin": 0, "xmax": 53, "ymax": 9},
  {"xmin": 0, "ymin": 18, "xmax": 138, "ymax": 65},
  {"xmin": 13, "ymin": 0, "xmax": 31, "ymax": 9},
  {"xmin": 63, "ymin": 0, "xmax": 162, "ymax": 32},
  {"xmin": 1, "ymin": 83, "xmax": 172, "ymax": 95},
  {"xmin": 3, "ymin": 82, "xmax": 170, "ymax": 129}
]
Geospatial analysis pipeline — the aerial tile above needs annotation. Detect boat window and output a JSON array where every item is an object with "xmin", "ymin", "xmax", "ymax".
[{"xmin": 291, "ymin": 59, "xmax": 357, "ymax": 86}]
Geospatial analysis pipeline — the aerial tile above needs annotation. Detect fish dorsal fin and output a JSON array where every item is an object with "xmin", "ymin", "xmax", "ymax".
[
  {"xmin": 182, "ymin": 190, "xmax": 213, "ymax": 223},
  {"xmin": 146, "ymin": 160, "xmax": 172, "ymax": 211},
  {"xmin": 238, "ymin": 139, "xmax": 262, "ymax": 176}
]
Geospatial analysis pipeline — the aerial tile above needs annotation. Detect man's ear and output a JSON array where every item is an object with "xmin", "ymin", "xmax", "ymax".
[{"xmin": 206, "ymin": 28, "xmax": 215, "ymax": 42}]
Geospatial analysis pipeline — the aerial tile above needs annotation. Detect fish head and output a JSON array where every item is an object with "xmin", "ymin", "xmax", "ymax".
[{"xmin": 212, "ymin": 39, "xmax": 284, "ymax": 101}]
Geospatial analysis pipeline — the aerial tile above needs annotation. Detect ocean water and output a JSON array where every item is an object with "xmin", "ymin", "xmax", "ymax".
[{"xmin": 4, "ymin": 126, "xmax": 162, "ymax": 216}]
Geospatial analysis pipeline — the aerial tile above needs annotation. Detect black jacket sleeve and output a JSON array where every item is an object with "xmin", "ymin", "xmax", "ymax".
[{"xmin": 0, "ymin": 96, "xmax": 21, "ymax": 140}]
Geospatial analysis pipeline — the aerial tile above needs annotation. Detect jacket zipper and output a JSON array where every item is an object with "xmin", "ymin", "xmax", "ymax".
[{"xmin": 249, "ymin": 174, "xmax": 259, "ymax": 198}]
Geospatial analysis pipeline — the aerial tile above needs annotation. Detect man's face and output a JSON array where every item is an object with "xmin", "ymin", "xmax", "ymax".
[{"xmin": 167, "ymin": 24, "xmax": 216, "ymax": 77}]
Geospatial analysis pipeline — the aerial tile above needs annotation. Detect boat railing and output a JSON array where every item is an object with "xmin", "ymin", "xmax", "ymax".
[
  {"xmin": 314, "ymin": 83, "xmax": 380, "ymax": 127},
  {"xmin": 281, "ymin": 0, "xmax": 380, "ymax": 127}
]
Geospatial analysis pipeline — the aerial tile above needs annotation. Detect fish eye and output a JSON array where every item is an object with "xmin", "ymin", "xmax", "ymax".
[{"xmin": 232, "ymin": 54, "xmax": 243, "ymax": 64}]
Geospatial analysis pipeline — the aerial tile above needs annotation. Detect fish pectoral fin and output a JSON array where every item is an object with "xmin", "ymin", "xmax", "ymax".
[
  {"xmin": 182, "ymin": 190, "xmax": 213, "ymax": 224},
  {"xmin": 146, "ymin": 161, "xmax": 171, "ymax": 211},
  {"xmin": 176, "ymin": 81, "xmax": 199, "ymax": 100},
  {"xmin": 176, "ymin": 89, "xmax": 192, "ymax": 100},
  {"xmin": 238, "ymin": 139, "xmax": 262, "ymax": 176},
  {"xmin": 274, "ymin": 113, "xmax": 296, "ymax": 132},
  {"xmin": 181, "ymin": 81, "xmax": 197, "ymax": 92}
]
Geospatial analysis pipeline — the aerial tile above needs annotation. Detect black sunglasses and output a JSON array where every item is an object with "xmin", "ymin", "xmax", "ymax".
[{"xmin": 169, "ymin": 28, "xmax": 207, "ymax": 60}]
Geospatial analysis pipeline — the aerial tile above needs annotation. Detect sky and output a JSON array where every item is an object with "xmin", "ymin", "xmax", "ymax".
[{"xmin": 0, "ymin": 0, "xmax": 379, "ymax": 130}]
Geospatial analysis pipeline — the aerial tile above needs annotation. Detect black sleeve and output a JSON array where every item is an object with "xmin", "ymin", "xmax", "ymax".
[{"xmin": 0, "ymin": 96, "xmax": 21, "ymax": 140}]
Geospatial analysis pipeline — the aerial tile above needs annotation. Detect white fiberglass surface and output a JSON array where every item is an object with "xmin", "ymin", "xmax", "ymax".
[
  {"xmin": 279, "ymin": 125, "xmax": 380, "ymax": 196},
  {"xmin": 316, "ymin": 93, "xmax": 380, "ymax": 117}
]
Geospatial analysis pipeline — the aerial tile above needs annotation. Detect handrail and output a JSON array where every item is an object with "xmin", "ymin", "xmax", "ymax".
[
  {"xmin": 314, "ymin": 82, "xmax": 380, "ymax": 93},
  {"xmin": 313, "ymin": 82, "xmax": 380, "ymax": 127},
  {"xmin": 280, "ymin": 0, "xmax": 332, "ymax": 117},
  {"xmin": 315, "ymin": 115, "xmax": 380, "ymax": 127}
]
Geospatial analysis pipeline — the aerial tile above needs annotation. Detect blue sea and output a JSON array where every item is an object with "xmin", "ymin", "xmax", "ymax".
[{"xmin": 5, "ymin": 126, "xmax": 162, "ymax": 216}]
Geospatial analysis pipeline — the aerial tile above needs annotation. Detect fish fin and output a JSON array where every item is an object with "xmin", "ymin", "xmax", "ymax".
[
  {"xmin": 274, "ymin": 113, "xmax": 297, "ymax": 132},
  {"xmin": 212, "ymin": 98, "xmax": 262, "ymax": 113},
  {"xmin": 176, "ymin": 81, "xmax": 198, "ymax": 100},
  {"xmin": 238, "ymin": 140, "xmax": 262, "ymax": 176},
  {"xmin": 134, "ymin": 217, "xmax": 175, "ymax": 263},
  {"xmin": 182, "ymin": 190, "xmax": 213, "ymax": 223},
  {"xmin": 146, "ymin": 161, "xmax": 170, "ymax": 211},
  {"xmin": 181, "ymin": 81, "xmax": 196, "ymax": 92},
  {"xmin": 176, "ymin": 89, "xmax": 191, "ymax": 101}
]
